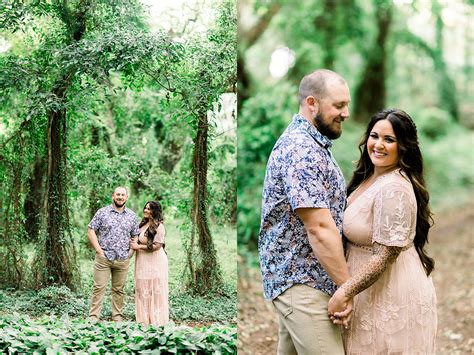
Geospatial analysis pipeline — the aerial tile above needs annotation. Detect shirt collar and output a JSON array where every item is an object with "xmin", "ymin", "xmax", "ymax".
[
  {"xmin": 108, "ymin": 204, "xmax": 128, "ymax": 214},
  {"xmin": 293, "ymin": 114, "xmax": 333, "ymax": 149}
]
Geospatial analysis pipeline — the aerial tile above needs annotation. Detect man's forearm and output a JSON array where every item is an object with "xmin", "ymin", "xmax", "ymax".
[
  {"xmin": 296, "ymin": 207, "xmax": 350, "ymax": 286},
  {"xmin": 307, "ymin": 227, "xmax": 350, "ymax": 286},
  {"xmin": 87, "ymin": 229, "xmax": 102, "ymax": 253}
]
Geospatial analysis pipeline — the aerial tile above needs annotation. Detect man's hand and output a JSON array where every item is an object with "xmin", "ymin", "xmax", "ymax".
[
  {"xmin": 88, "ymin": 228, "xmax": 105, "ymax": 258},
  {"xmin": 130, "ymin": 237, "xmax": 141, "ymax": 250}
]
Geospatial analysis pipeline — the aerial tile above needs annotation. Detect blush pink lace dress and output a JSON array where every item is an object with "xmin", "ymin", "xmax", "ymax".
[
  {"xmin": 135, "ymin": 223, "xmax": 169, "ymax": 326},
  {"xmin": 343, "ymin": 170, "xmax": 437, "ymax": 354}
]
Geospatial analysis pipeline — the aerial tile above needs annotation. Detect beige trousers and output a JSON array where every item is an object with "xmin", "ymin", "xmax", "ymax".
[
  {"xmin": 89, "ymin": 254, "xmax": 130, "ymax": 321},
  {"xmin": 272, "ymin": 284, "xmax": 345, "ymax": 355}
]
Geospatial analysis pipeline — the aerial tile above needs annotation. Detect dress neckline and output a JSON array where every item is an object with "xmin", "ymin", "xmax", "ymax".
[{"xmin": 347, "ymin": 168, "xmax": 401, "ymax": 208}]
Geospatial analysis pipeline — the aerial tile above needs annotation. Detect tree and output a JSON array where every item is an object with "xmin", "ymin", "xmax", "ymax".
[{"xmin": 175, "ymin": 0, "xmax": 236, "ymax": 294}]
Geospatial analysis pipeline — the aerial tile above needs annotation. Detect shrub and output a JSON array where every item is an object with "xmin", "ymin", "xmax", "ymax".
[{"xmin": 30, "ymin": 286, "xmax": 88, "ymax": 317}]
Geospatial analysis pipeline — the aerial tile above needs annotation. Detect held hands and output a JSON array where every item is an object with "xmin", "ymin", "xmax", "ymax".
[
  {"xmin": 328, "ymin": 287, "xmax": 353, "ymax": 329},
  {"xmin": 130, "ymin": 237, "xmax": 141, "ymax": 250}
]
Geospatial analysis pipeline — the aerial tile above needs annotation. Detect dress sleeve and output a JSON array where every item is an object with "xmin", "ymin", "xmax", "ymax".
[
  {"xmin": 153, "ymin": 224, "xmax": 165, "ymax": 244},
  {"xmin": 372, "ymin": 182, "xmax": 416, "ymax": 247}
]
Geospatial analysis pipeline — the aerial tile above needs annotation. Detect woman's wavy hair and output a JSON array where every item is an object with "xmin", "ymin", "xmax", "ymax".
[
  {"xmin": 139, "ymin": 201, "xmax": 164, "ymax": 250},
  {"xmin": 347, "ymin": 108, "xmax": 435, "ymax": 275}
]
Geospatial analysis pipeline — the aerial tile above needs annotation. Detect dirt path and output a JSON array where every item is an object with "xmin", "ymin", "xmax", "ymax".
[{"xmin": 238, "ymin": 201, "xmax": 474, "ymax": 354}]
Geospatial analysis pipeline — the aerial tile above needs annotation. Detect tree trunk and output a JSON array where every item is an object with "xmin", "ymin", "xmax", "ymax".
[
  {"xmin": 43, "ymin": 83, "xmax": 76, "ymax": 287},
  {"xmin": 314, "ymin": 0, "xmax": 337, "ymax": 69},
  {"xmin": 40, "ymin": 1, "xmax": 90, "ymax": 288},
  {"xmin": 188, "ymin": 112, "xmax": 223, "ymax": 294},
  {"xmin": 23, "ymin": 155, "xmax": 46, "ymax": 242},
  {"xmin": 88, "ymin": 126, "xmax": 102, "ymax": 220},
  {"xmin": 353, "ymin": 1, "xmax": 392, "ymax": 122},
  {"xmin": 1, "ymin": 157, "xmax": 25, "ymax": 288}
]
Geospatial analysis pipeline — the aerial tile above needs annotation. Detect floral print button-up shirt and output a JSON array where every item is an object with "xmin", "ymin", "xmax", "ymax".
[
  {"xmin": 89, "ymin": 205, "xmax": 140, "ymax": 261},
  {"xmin": 259, "ymin": 114, "xmax": 346, "ymax": 300}
]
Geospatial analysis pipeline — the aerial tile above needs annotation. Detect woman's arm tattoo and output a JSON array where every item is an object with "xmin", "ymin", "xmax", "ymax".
[{"xmin": 341, "ymin": 242, "xmax": 402, "ymax": 299}]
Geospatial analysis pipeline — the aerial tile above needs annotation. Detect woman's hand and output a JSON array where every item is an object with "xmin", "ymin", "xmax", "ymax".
[{"xmin": 130, "ymin": 237, "xmax": 141, "ymax": 250}]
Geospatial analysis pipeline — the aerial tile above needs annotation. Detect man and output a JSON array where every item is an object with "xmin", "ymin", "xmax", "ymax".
[
  {"xmin": 259, "ymin": 69, "xmax": 352, "ymax": 354},
  {"xmin": 88, "ymin": 186, "xmax": 140, "ymax": 322}
]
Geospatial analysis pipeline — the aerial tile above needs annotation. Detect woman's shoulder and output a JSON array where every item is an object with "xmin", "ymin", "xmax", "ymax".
[
  {"xmin": 158, "ymin": 222, "xmax": 166, "ymax": 234},
  {"xmin": 376, "ymin": 169, "xmax": 414, "ymax": 195}
]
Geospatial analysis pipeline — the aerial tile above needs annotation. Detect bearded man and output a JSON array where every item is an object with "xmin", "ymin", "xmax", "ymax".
[
  {"xmin": 88, "ymin": 186, "xmax": 139, "ymax": 322},
  {"xmin": 259, "ymin": 69, "xmax": 352, "ymax": 354}
]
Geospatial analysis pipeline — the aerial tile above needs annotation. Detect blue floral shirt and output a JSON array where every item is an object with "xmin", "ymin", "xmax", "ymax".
[
  {"xmin": 89, "ymin": 205, "xmax": 140, "ymax": 261},
  {"xmin": 259, "ymin": 114, "xmax": 346, "ymax": 300}
]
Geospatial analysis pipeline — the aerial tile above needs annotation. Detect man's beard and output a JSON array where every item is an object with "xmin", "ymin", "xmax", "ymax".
[
  {"xmin": 313, "ymin": 113, "xmax": 342, "ymax": 140},
  {"xmin": 113, "ymin": 200, "xmax": 126, "ymax": 208}
]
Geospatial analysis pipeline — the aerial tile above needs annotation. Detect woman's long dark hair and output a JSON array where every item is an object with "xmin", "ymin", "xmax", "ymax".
[
  {"xmin": 347, "ymin": 108, "xmax": 435, "ymax": 275},
  {"xmin": 139, "ymin": 201, "xmax": 164, "ymax": 250}
]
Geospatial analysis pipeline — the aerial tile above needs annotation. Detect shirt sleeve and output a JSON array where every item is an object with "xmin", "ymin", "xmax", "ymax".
[
  {"xmin": 131, "ymin": 215, "xmax": 140, "ymax": 237},
  {"xmin": 283, "ymin": 142, "xmax": 330, "ymax": 211},
  {"xmin": 88, "ymin": 209, "xmax": 102, "ymax": 231},
  {"xmin": 372, "ymin": 183, "xmax": 416, "ymax": 247},
  {"xmin": 153, "ymin": 224, "xmax": 165, "ymax": 244}
]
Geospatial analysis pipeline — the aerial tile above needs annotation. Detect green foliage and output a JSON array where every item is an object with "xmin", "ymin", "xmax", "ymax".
[
  {"xmin": 170, "ymin": 288, "xmax": 237, "ymax": 323},
  {"xmin": 2, "ymin": 286, "xmax": 88, "ymax": 318},
  {"xmin": 0, "ymin": 284, "xmax": 236, "ymax": 324},
  {"xmin": 0, "ymin": 313, "xmax": 236, "ymax": 354},
  {"xmin": 416, "ymin": 107, "xmax": 453, "ymax": 139},
  {"xmin": 421, "ymin": 126, "xmax": 474, "ymax": 209}
]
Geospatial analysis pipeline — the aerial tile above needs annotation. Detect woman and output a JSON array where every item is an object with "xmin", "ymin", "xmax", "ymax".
[
  {"xmin": 328, "ymin": 109, "xmax": 437, "ymax": 354},
  {"xmin": 131, "ymin": 201, "xmax": 169, "ymax": 326}
]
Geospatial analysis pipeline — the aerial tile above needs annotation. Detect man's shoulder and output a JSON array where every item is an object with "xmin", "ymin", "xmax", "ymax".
[
  {"xmin": 272, "ymin": 130, "xmax": 327, "ymax": 165},
  {"xmin": 124, "ymin": 207, "xmax": 138, "ymax": 218},
  {"xmin": 277, "ymin": 126, "xmax": 323, "ymax": 153},
  {"xmin": 95, "ymin": 205, "xmax": 112, "ymax": 215}
]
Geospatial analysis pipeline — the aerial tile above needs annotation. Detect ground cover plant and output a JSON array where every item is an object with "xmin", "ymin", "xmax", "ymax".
[{"xmin": 0, "ymin": 313, "xmax": 236, "ymax": 354}]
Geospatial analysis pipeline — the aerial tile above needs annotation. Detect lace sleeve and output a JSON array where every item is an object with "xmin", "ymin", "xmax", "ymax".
[
  {"xmin": 372, "ymin": 182, "xmax": 416, "ymax": 247},
  {"xmin": 340, "ymin": 242, "xmax": 401, "ymax": 299}
]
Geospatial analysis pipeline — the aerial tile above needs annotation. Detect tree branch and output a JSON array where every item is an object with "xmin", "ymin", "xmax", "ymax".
[{"xmin": 238, "ymin": 3, "xmax": 281, "ymax": 49}]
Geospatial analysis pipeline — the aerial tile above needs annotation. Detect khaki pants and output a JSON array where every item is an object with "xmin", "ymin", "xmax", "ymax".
[
  {"xmin": 272, "ymin": 284, "xmax": 344, "ymax": 355},
  {"xmin": 89, "ymin": 254, "xmax": 130, "ymax": 321}
]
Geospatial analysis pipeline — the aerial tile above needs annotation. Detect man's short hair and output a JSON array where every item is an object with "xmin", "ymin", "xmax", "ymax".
[
  {"xmin": 298, "ymin": 69, "xmax": 345, "ymax": 104},
  {"xmin": 113, "ymin": 186, "xmax": 128, "ymax": 196}
]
